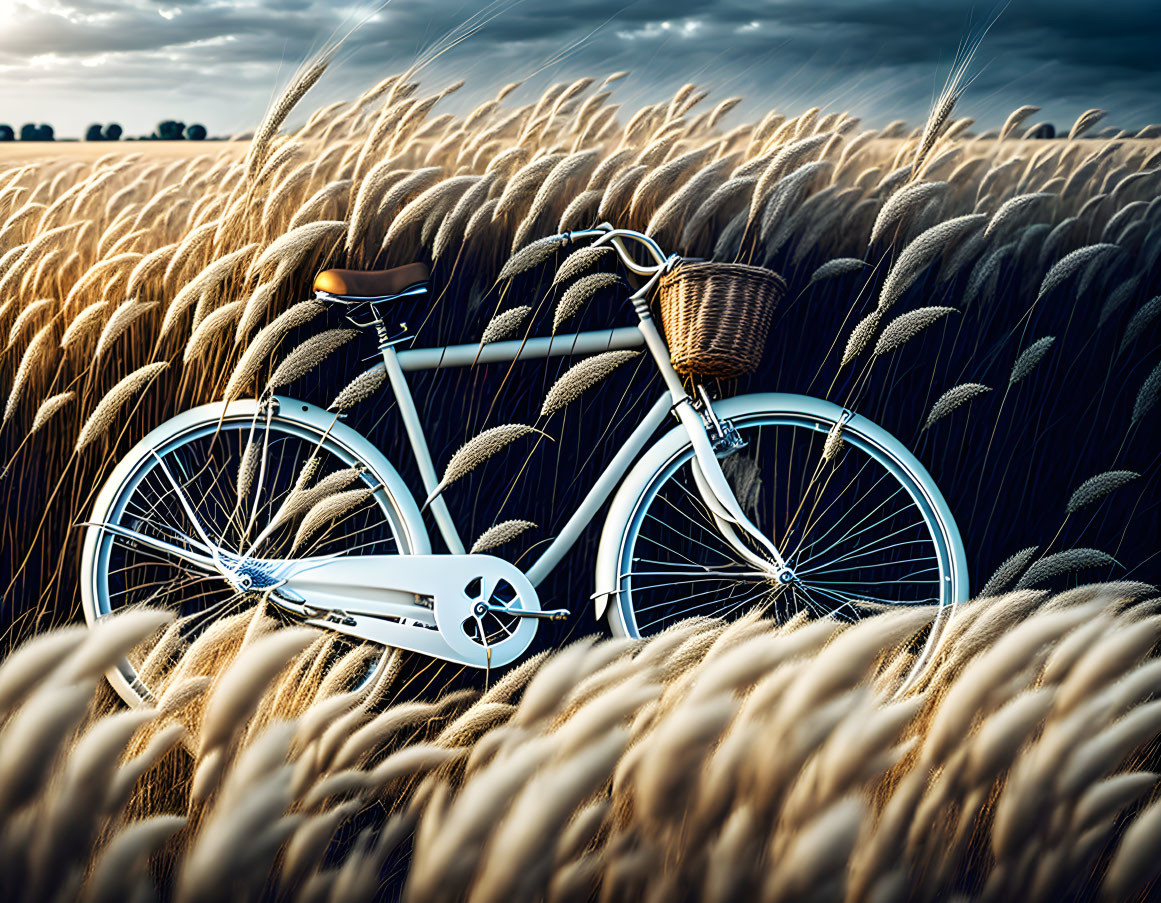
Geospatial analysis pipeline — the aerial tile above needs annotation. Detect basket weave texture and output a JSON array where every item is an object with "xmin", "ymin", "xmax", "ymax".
[{"xmin": 657, "ymin": 261, "xmax": 786, "ymax": 378}]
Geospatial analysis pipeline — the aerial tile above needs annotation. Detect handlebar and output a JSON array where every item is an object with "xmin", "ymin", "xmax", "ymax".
[{"xmin": 552, "ymin": 224, "xmax": 675, "ymax": 277}]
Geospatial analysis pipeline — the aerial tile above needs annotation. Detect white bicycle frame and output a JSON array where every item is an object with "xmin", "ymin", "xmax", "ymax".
[
  {"xmin": 334, "ymin": 225, "xmax": 794, "ymax": 592},
  {"xmin": 84, "ymin": 225, "xmax": 811, "ymax": 683}
]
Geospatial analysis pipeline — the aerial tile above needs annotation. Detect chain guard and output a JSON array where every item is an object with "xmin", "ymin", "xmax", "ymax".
[{"xmin": 274, "ymin": 554, "xmax": 541, "ymax": 668}]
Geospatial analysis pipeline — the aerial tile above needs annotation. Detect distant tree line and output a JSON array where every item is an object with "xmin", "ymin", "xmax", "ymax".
[{"xmin": 0, "ymin": 121, "xmax": 209, "ymax": 141}]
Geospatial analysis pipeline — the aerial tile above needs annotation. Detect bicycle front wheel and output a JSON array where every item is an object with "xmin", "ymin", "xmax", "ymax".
[{"xmin": 604, "ymin": 393, "xmax": 967, "ymax": 671}]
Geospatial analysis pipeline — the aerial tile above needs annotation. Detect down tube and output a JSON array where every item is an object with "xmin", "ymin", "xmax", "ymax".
[{"xmin": 524, "ymin": 393, "xmax": 672, "ymax": 587}]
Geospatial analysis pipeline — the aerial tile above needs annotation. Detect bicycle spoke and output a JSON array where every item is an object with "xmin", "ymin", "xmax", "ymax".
[{"xmin": 621, "ymin": 412, "xmax": 957, "ymax": 638}]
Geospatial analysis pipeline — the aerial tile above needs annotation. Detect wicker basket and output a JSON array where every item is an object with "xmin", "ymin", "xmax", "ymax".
[{"xmin": 657, "ymin": 261, "xmax": 786, "ymax": 379}]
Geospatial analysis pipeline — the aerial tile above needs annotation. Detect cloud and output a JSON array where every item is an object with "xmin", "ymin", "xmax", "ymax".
[{"xmin": 0, "ymin": 0, "xmax": 1157, "ymax": 138}]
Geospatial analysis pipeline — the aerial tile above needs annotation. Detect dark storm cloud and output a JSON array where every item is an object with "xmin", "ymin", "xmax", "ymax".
[{"xmin": 1, "ymin": 0, "xmax": 1158, "ymax": 137}]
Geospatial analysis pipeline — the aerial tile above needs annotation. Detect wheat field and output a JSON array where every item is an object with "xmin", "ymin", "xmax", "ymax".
[
  {"xmin": 3, "ymin": 584, "xmax": 1161, "ymax": 902},
  {"xmin": 0, "ymin": 54, "xmax": 1159, "ymax": 900}
]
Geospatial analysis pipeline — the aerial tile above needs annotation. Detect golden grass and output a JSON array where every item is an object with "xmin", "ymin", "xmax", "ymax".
[
  {"xmin": 0, "ymin": 62, "xmax": 1158, "ymax": 901},
  {"xmin": 0, "ymin": 584, "xmax": 1159, "ymax": 901}
]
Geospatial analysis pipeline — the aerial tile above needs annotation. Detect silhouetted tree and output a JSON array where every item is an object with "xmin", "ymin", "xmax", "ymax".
[
  {"xmin": 103, "ymin": 123, "xmax": 122, "ymax": 141},
  {"xmin": 186, "ymin": 123, "xmax": 207, "ymax": 141},
  {"xmin": 19, "ymin": 123, "xmax": 53, "ymax": 141},
  {"xmin": 85, "ymin": 124, "xmax": 105, "ymax": 142},
  {"xmin": 0, "ymin": 125, "xmax": 13, "ymax": 142},
  {"xmin": 157, "ymin": 120, "xmax": 185, "ymax": 140}
]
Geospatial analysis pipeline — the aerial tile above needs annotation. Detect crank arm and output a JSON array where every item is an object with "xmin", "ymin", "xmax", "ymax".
[{"xmin": 474, "ymin": 603, "xmax": 570, "ymax": 621}]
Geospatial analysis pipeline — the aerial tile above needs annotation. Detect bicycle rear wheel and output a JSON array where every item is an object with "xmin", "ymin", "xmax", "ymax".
[
  {"xmin": 80, "ymin": 397, "xmax": 425, "ymax": 706},
  {"xmin": 604, "ymin": 393, "xmax": 967, "ymax": 673}
]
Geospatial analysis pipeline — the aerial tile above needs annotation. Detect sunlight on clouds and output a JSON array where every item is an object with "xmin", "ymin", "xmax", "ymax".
[{"xmin": 616, "ymin": 19, "xmax": 703, "ymax": 41}]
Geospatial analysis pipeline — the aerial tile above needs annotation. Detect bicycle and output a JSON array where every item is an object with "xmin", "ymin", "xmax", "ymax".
[{"xmin": 79, "ymin": 224, "xmax": 969, "ymax": 706}]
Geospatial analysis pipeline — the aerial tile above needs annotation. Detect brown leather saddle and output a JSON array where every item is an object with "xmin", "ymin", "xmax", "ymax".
[{"xmin": 313, "ymin": 262, "xmax": 429, "ymax": 301}]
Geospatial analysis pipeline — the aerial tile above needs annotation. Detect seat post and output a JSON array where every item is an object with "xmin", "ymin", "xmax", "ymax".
[{"xmin": 377, "ymin": 330, "xmax": 467, "ymax": 556}]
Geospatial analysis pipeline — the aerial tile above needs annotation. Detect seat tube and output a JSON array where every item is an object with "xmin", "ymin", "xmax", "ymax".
[{"xmin": 380, "ymin": 344, "xmax": 466, "ymax": 554}]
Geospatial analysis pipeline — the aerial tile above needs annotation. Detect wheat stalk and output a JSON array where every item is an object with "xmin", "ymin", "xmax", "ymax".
[
  {"xmin": 1009, "ymin": 336, "xmax": 1057, "ymax": 384},
  {"xmin": 1068, "ymin": 108, "xmax": 1107, "ymax": 141},
  {"xmin": 75, "ymin": 361, "xmax": 169, "ymax": 451},
  {"xmin": 59, "ymin": 300, "xmax": 109, "ymax": 351},
  {"xmin": 329, "ymin": 363, "xmax": 387, "ymax": 412},
  {"xmin": 248, "ymin": 221, "xmax": 345, "ymax": 279},
  {"xmin": 1015, "ymin": 548, "xmax": 1116, "ymax": 589},
  {"xmin": 29, "ymin": 391, "xmax": 75, "ymax": 435},
  {"xmin": 1066, "ymin": 471, "xmax": 1140, "ymax": 515},
  {"xmin": 1036, "ymin": 243, "xmax": 1119, "ymax": 301},
  {"xmin": 245, "ymin": 55, "xmax": 330, "ymax": 181},
  {"xmin": 223, "ymin": 300, "xmax": 324, "ymax": 400},
  {"xmin": 267, "ymin": 328, "xmax": 357, "ymax": 390},
  {"xmin": 553, "ymin": 272, "xmax": 619, "ymax": 331},
  {"xmin": 498, "ymin": 234, "xmax": 568, "ymax": 281},
  {"xmin": 470, "ymin": 520, "xmax": 537, "ymax": 554},
  {"xmin": 1000, "ymin": 105, "xmax": 1041, "ymax": 140},
  {"xmin": 921, "ymin": 382, "xmax": 991, "ymax": 431},
  {"xmin": 540, "ymin": 351, "xmax": 641, "ymax": 417},
  {"xmin": 874, "ymin": 306, "xmax": 956, "ymax": 356},
  {"xmin": 184, "ymin": 300, "xmax": 244, "ymax": 364},
  {"xmin": 878, "ymin": 213, "xmax": 986, "ymax": 311},
  {"xmin": 3, "ymin": 322, "xmax": 54, "ymax": 424},
  {"xmin": 981, "ymin": 547, "xmax": 1040, "ymax": 596},
  {"xmin": 841, "ymin": 310, "xmax": 881, "ymax": 367},
  {"xmin": 1119, "ymin": 296, "xmax": 1161, "ymax": 355},
  {"xmin": 1131, "ymin": 360, "xmax": 1160, "ymax": 425},
  {"xmin": 869, "ymin": 180, "xmax": 950, "ymax": 247},
  {"xmin": 808, "ymin": 257, "xmax": 867, "ymax": 285},
  {"xmin": 428, "ymin": 424, "xmax": 542, "ymax": 503},
  {"xmin": 480, "ymin": 306, "xmax": 531, "ymax": 345},
  {"xmin": 292, "ymin": 487, "xmax": 375, "ymax": 554},
  {"xmin": 95, "ymin": 299, "xmax": 156, "ymax": 359},
  {"xmin": 552, "ymin": 246, "xmax": 613, "ymax": 286}
]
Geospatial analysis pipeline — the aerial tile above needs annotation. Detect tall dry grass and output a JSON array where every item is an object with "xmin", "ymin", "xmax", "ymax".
[
  {"xmin": 0, "ymin": 584, "xmax": 1160, "ymax": 901},
  {"xmin": 1, "ymin": 71, "xmax": 1156, "ymax": 624},
  {"xmin": 0, "ymin": 57, "xmax": 1159, "ymax": 900}
]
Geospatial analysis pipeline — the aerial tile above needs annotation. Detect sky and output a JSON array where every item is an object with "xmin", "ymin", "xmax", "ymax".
[{"xmin": 1, "ymin": 0, "xmax": 1159, "ymax": 139}]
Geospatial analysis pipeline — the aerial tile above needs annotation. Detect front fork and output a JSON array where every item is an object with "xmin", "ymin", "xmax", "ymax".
[{"xmin": 631, "ymin": 290, "xmax": 796, "ymax": 585}]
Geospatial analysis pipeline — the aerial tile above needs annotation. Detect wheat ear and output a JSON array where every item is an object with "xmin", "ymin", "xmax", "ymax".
[
  {"xmin": 540, "ymin": 351, "xmax": 641, "ymax": 417},
  {"xmin": 267, "ymin": 328, "xmax": 358, "ymax": 390},
  {"xmin": 1015, "ymin": 548, "xmax": 1116, "ymax": 589},
  {"xmin": 921, "ymin": 383, "xmax": 991, "ymax": 431},
  {"xmin": 470, "ymin": 520, "xmax": 537, "ymax": 554},
  {"xmin": 76, "ymin": 362, "xmax": 169, "ymax": 451},
  {"xmin": 329, "ymin": 364, "xmax": 387, "ymax": 412},
  {"xmin": 1066, "ymin": 471, "xmax": 1140, "ymax": 515},
  {"xmin": 481, "ymin": 307, "xmax": 531, "ymax": 345},
  {"xmin": 554, "ymin": 273, "xmax": 619, "ymax": 331},
  {"xmin": 1009, "ymin": 336, "xmax": 1056, "ymax": 384},
  {"xmin": 427, "ymin": 425, "xmax": 542, "ymax": 504},
  {"xmin": 873, "ymin": 307, "xmax": 956, "ymax": 356}
]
